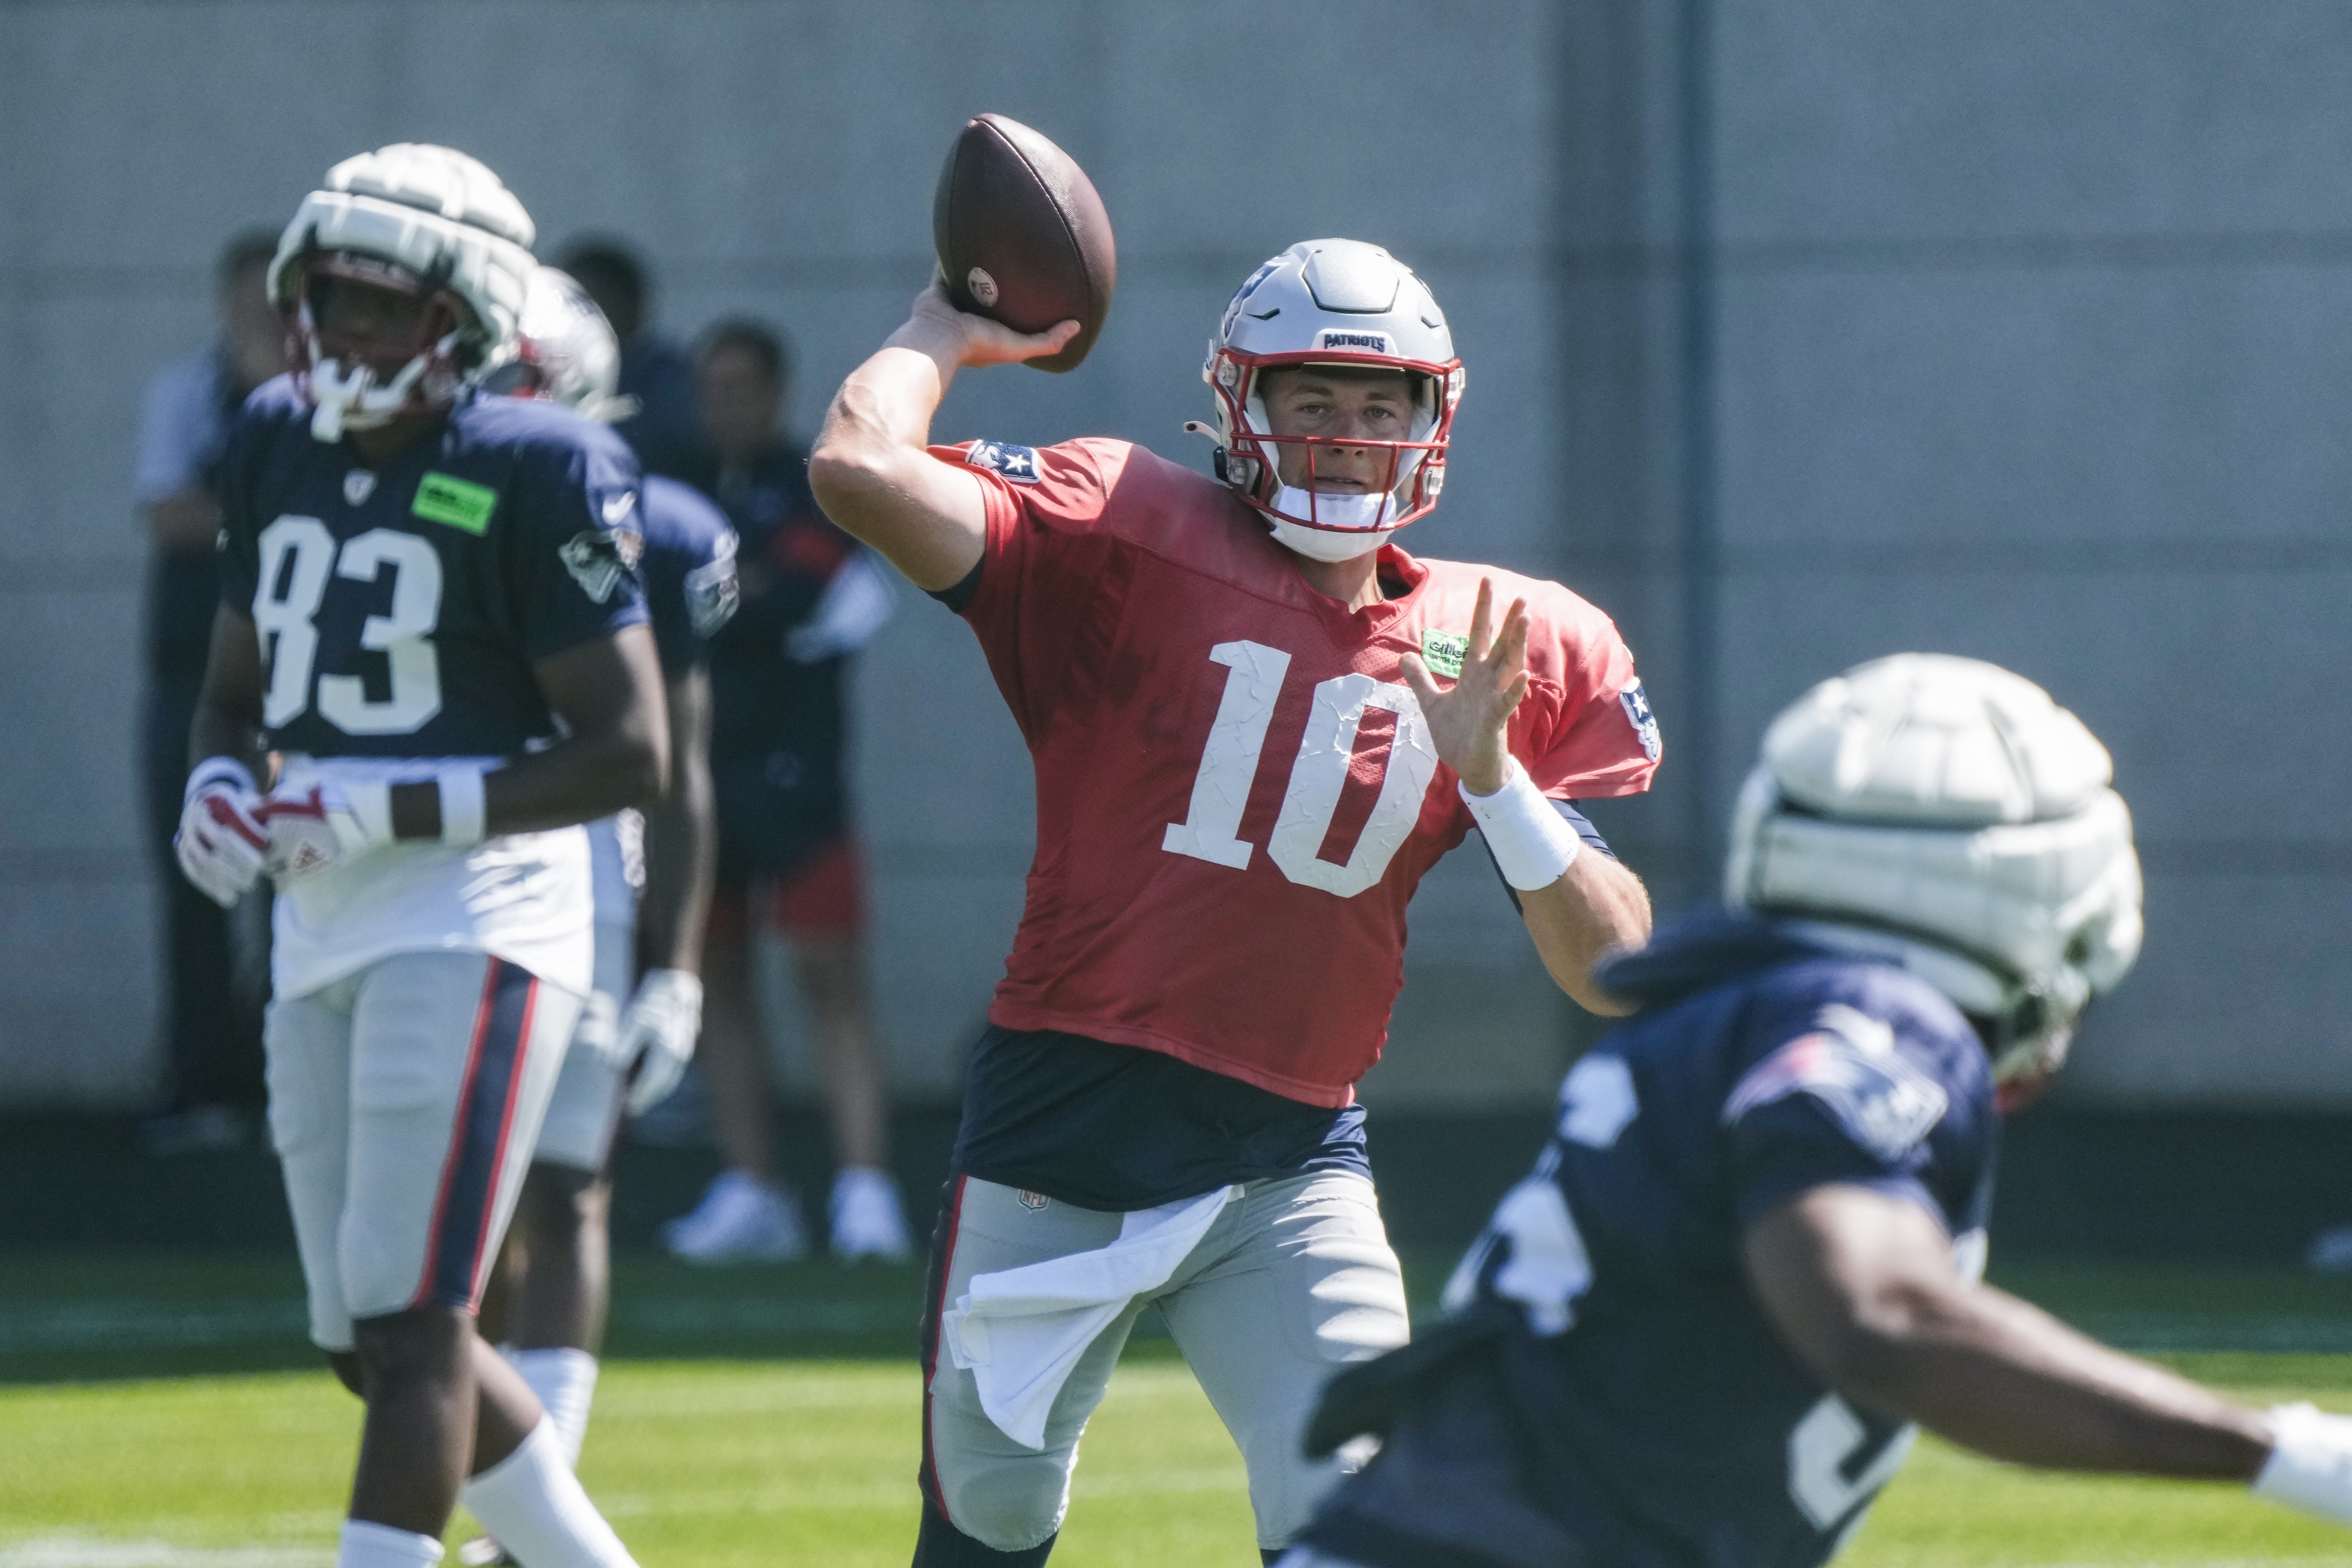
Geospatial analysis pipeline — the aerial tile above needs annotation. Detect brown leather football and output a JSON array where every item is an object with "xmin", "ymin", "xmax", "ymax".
[{"xmin": 933, "ymin": 113, "xmax": 1116, "ymax": 373}]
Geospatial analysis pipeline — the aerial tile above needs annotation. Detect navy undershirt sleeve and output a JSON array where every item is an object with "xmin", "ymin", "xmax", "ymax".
[
  {"xmin": 1484, "ymin": 799, "xmax": 1616, "ymax": 912},
  {"xmin": 927, "ymin": 555, "xmax": 984, "ymax": 614}
]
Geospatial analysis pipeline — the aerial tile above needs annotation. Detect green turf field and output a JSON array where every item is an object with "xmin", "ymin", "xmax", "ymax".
[{"xmin": 9, "ymin": 1254, "xmax": 2352, "ymax": 1566}]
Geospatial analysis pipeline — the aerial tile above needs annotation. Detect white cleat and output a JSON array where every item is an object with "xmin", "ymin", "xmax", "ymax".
[
  {"xmin": 662, "ymin": 1170, "xmax": 809, "ymax": 1263},
  {"xmin": 829, "ymin": 1166, "xmax": 914, "ymax": 1262}
]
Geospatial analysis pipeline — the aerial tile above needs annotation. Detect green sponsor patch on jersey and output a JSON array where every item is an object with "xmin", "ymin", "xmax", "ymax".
[
  {"xmin": 412, "ymin": 472, "xmax": 499, "ymax": 535},
  {"xmin": 1421, "ymin": 627, "xmax": 1469, "ymax": 678}
]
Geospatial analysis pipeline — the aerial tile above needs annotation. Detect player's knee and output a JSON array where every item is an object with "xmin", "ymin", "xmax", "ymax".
[
  {"xmin": 518, "ymin": 1161, "xmax": 604, "ymax": 1255},
  {"xmin": 940, "ymin": 1476, "xmax": 1065, "ymax": 1553},
  {"xmin": 349, "ymin": 1303, "xmax": 467, "ymax": 1390},
  {"xmin": 914, "ymin": 1496, "xmax": 1056, "ymax": 1566}
]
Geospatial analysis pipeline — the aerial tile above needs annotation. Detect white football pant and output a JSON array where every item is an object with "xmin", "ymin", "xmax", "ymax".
[
  {"xmin": 266, "ymin": 950, "xmax": 580, "ymax": 1350},
  {"xmin": 532, "ymin": 921, "xmax": 636, "ymax": 1174}
]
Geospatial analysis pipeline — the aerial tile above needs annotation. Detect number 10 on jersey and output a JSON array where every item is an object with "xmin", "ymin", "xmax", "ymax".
[{"xmin": 1161, "ymin": 640, "xmax": 1440, "ymax": 899}]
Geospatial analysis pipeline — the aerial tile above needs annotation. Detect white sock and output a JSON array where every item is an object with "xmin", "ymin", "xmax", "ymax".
[
  {"xmin": 507, "ymin": 1346, "xmax": 600, "ymax": 1468},
  {"xmin": 338, "ymin": 1521, "xmax": 444, "ymax": 1568},
  {"xmin": 460, "ymin": 1418, "xmax": 637, "ymax": 1568}
]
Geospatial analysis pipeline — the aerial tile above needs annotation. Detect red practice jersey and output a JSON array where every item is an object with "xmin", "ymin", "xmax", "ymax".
[{"xmin": 939, "ymin": 437, "xmax": 1659, "ymax": 1107}]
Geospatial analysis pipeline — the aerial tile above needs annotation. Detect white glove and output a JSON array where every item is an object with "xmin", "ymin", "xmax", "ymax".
[
  {"xmin": 174, "ymin": 760, "xmax": 268, "ymax": 909},
  {"xmin": 2256, "ymin": 1403, "xmax": 2352, "ymax": 1524},
  {"xmin": 616, "ymin": 968, "xmax": 703, "ymax": 1116},
  {"xmin": 263, "ymin": 779, "xmax": 395, "ymax": 884}
]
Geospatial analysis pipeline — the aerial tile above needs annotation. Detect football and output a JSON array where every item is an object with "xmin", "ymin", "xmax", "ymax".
[{"xmin": 932, "ymin": 113, "xmax": 1116, "ymax": 373}]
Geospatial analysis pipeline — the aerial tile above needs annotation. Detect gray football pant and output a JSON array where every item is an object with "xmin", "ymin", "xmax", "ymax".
[{"xmin": 920, "ymin": 1170, "xmax": 1409, "ymax": 1552}]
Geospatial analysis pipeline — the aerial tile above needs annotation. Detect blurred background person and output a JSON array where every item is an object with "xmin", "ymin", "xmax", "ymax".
[
  {"xmin": 555, "ymin": 236, "xmax": 705, "ymax": 482},
  {"xmin": 660, "ymin": 317, "xmax": 909, "ymax": 1263},
  {"xmin": 133, "ymin": 227, "xmax": 286, "ymax": 1155}
]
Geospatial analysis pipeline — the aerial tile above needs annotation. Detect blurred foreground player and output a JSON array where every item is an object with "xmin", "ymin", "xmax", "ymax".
[
  {"xmin": 663, "ymin": 318, "xmax": 907, "ymax": 1263},
  {"xmin": 810, "ymin": 240, "xmax": 1659, "ymax": 1562},
  {"xmin": 1291, "ymin": 655, "xmax": 2352, "ymax": 1568},
  {"xmin": 174, "ymin": 145, "xmax": 659, "ymax": 1568},
  {"xmin": 467, "ymin": 268, "xmax": 738, "ymax": 1561}
]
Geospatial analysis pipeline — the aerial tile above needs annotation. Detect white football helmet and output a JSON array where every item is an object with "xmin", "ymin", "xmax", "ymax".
[
  {"xmin": 1195, "ymin": 240, "xmax": 1464, "ymax": 559},
  {"xmin": 268, "ymin": 143, "xmax": 537, "ymax": 442},
  {"xmin": 1725, "ymin": 654, "xmax": 2144, "ymax": 1105},
  {"xmin": 492, "ymin": 265, "xmax": 636, "ymax": 424}
]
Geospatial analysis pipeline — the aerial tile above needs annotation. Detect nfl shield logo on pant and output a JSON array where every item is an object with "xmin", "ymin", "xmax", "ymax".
[{"xmin": 1019, "ymin": 1190, "xmax": 1049, "ymax": 1211}]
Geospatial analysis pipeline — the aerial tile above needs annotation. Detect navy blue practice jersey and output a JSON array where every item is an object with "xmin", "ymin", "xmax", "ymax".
[
  {"xmin": 1303, "ymin": 910, "xmax": 1998, "ymax": 1568},
  {"xmin": 217, "ymin": 378, "xmax": 650, "ymax": 759},
  {"xmin": 638, "ymin": 474, "xmax": 739, "ymax": 674}
]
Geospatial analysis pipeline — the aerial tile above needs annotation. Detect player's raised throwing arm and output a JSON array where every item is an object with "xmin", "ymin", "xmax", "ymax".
[
  {"xmin": 1745, "ymin": 1184, "xmax": 2289, "ymax": 1481},
  {"xmin": 807, "ymin": 278, "xmax": 1076, "ymax": 592}
]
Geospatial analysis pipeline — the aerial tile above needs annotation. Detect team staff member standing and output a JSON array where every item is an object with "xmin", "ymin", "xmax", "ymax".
[
  {"xmin": 809, "ymin": 240, "xmax": 1660, "ymax": 1565},
  {"xmin": 662, "ymin": 319, "xmax": 909, "ymax": 1263},
  {"xmin": 134, "ymin": 228, "xmax": 287, "ymax": 1151}
]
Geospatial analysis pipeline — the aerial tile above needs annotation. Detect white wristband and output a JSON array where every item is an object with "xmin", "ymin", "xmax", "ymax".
[
  {"xmin": 343, "ymin": 780, "xmax": 396, "ymax": 848},
  {"xmin": 1458, "ymin": 758, "xmax": 1581, "ymax": 891},
  {"xmin": 437, "ymin": 766, "xmax": 487, "ymax": 847},
  {"xmin": 2256, "ymin": 1403, "xmax": 2352, "ymax": 1523},
  {"xmin": 185, "ymin": 756, "xmax": 256, "ymax": 806}
]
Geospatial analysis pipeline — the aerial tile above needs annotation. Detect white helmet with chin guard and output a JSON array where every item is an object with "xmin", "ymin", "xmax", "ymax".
[
  {"xmin": 268, "ymin": 143, "xmax": 537, "ymax": 442},
  {"xmin": 491, "ymin": 265, "xmax": 636, "ymax": 424},
  {"xmin": 1724, "ymin": 653, "xmax": 2143, "ymax": 1107},
  {"xmin": 1196, "ymin": 240, "xmax": 1464, "ymax": 561}
]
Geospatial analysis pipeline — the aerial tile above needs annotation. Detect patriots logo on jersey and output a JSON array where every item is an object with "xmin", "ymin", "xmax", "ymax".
[
  {"xmin": 1619, "ymin": 680, "xmax": 1662, "ymax": 762},
  {"xmin": 685, "ymin": 532, "xmax": 741, "ymax": 638},
  {"xmin": 1721, "ymin": 1003, "xmax": 1949, "ymax": 1161},
  {"xmin": 560, "ymin": 527, "xmax": 641, "ymax": 604},
  {"xmin": 968, "ymin": 441, "xmax": 1042, "ymax": 484}
]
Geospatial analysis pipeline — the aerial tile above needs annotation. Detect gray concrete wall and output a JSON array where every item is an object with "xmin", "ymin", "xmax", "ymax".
[
  {"xmin": 0, "ymin": 0, "xmax": 1587, "ymax": 1109},
  {"xmin": 3, "ymin": 0, "xmax": 2346, "ymax": 1112}
]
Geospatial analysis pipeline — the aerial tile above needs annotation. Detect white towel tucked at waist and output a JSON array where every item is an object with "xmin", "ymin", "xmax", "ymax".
[{"xmin": 941, "ymin": 1184, "xmax": 1240, "ymax": 1449}]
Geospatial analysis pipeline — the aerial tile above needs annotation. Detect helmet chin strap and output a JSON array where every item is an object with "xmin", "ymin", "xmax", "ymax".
[{"xmin": 303, "ymin": 328, "xmax": 458, "ymax": 443}]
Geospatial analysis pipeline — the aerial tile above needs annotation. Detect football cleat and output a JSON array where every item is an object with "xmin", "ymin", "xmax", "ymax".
[
  {"xmin": 829, "ymin": 1167, "xmax": 913, "ymax": 1263},
  {"xmin": 662, "ymin": 1171, "xmax": 809, "ymax": 1264}
]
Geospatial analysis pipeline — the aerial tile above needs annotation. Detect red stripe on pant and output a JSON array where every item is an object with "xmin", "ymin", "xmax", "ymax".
[
  {"xmin": 412, "ymin": 958, "xmax": 539, "ymax": 1311},
  {"xmin": 919, "ymin": 1173, "xmax": 971, "ymax": 1528}
]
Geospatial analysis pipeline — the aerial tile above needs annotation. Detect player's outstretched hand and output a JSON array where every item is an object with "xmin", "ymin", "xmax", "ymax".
[
  {"xmin": 1400, "ymin": 576, "xmax": 1532, "ymax": 797},
  {"xmin": 262, "ymin": 778, "xmax": 394, "ymax": 884},
  {"xmin": 892, "ymin": 275, "xmax": 1080, "ymax": 371},
  {"xmin": 617, "ymin": 968, "xmax": 703, "ymax": 1116},
  {"xmin": 175, "ymin": 761, "xmax": 268, "ymax": 908}
]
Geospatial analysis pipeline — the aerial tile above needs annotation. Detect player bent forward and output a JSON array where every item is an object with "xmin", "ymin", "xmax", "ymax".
[
  {"xmin": 1285, "ymin": 654, "xmax": 2352, "ymax": 1568},
  {"xmin": 810, "ymin": 239, "xmax": 1661, "ymax": 1563},
  {"xmin": 174, "ymin": 146, "xmax": 659, "ymax": 1568}
]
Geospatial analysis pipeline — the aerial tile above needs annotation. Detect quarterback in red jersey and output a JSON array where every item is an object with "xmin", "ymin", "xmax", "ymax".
[{"xmin": 810, "ymin": 239, "xmax": 1658, "ymax": 1567}]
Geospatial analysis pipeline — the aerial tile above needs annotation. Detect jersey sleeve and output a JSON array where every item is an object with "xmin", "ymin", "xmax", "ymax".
[
  {"xmin": 1523, "ymin": 600, "xmax": 1660, "ymax": 800},
  {"xmin": 506, "ymin": 423, "xmax": 651, "ymax": 659},
  {"xmin": 1721, "ymin": 1002, "xmax": 1975, "ymax": 1234},
  {"xmin": 638, "ymin": 479, "xmax": 739, "ymax": 675},
  {"xmin": 928, "ymin": 437, "xmax": 1126, "ymax": 741},
  {"xmin": 213, "ymin": 398, "xmax": 266, "ymax": 614}
]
